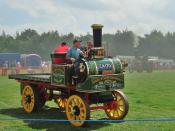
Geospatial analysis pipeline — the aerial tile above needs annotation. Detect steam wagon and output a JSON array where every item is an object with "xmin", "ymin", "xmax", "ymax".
[{"xmin": 9, "ymin": 24, "xmax": 129, "ymax": 127}]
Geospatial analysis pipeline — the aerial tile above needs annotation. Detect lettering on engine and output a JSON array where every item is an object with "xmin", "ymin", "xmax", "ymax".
[{"xmin": 98, "ymin": 64, "xmax": 112, "ymax": 70}]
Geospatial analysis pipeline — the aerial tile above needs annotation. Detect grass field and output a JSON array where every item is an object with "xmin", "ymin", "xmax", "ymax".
[{"xmin": 0, "ymin": 71, "xmax": 175, "ymax": 131}]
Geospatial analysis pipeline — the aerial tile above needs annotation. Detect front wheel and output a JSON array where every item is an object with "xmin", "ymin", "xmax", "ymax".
[
  {"xmin": 104, "ymin": 90, "xmax": 129, "ymax": 120},
  {"xmin": 65, "ymin": 95, "xmax": 90, "ymax": 127}
]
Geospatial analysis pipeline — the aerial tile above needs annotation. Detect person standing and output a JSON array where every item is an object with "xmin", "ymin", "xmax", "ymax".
[
  {"xmin": 2, "ymin": 61, "xmax": 8, "ymax": 76},
  {"xmin": 16, "ymin": 62, "xmax": 21, "ymax": 74}
]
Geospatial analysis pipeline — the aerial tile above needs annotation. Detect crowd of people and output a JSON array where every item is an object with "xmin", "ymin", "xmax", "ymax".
[{"xmin": 1, "ymin": 61, "xmax": 21, "ymax": 76}]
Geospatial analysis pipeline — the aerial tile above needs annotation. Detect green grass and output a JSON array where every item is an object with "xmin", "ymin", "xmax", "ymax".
[{"xmin": 0, "ymin": 71, "xmax": 175, "ymax": 131}]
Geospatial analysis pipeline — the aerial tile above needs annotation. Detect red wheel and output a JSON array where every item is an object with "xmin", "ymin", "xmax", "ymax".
[{"xmin": 104, "ymin": 90, "xmax": 129, "ymax": 119}]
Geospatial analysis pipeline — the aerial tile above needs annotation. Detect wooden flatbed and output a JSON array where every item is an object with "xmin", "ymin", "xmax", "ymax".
[{"xmin": 9, "ymin": 73, "xmax": 50, "ymax": 83}]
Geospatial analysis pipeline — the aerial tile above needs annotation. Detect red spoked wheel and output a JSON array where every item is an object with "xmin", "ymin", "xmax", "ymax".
[{"xmin": 104, "ymin": 90, "xmax": 129, "ymax": 120}]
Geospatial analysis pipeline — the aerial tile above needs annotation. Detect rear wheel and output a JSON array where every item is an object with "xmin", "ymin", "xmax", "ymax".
[
  {"xmin": 66, "ymin": 95, "xmax": 90, "ymax": 127},
  {"xmin": 104, "ymin": 90, "xmax": 129, "ymax": 120},
  {"xmin": 22, "ymin": 85, "xmax": 46, "ymax": 113}
]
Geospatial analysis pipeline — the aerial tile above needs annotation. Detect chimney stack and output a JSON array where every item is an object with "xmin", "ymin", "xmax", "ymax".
[{"xmin": 91, "ymin": 24, "xmax": 103, "ymax": 47}]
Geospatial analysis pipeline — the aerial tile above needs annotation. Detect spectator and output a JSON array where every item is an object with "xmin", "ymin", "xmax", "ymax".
[
  {"xmin": 16, "ymin": 62, "xmax": 21, "ymax": 74},
  {"xmin": 2, "ymin": 61, "xmax": 8, "ymax": 76}
]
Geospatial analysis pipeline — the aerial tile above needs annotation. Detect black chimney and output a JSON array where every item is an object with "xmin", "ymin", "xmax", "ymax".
[{"xmin": 91, "ymin": 24, "xmax": 103, "ymax": 47}]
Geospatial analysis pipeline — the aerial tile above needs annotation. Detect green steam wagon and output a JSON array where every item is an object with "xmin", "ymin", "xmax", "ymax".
[{"xmin": 9, "ymin": 24, "xmax": 129, "ymax": 127}]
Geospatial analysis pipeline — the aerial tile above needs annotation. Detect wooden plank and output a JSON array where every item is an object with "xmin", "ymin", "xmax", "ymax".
[{"xmin": 9, "ymin": 74, "xmax": 50, "ymax": 83}]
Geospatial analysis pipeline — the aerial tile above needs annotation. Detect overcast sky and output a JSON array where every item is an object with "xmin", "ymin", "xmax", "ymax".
[{"xmin": 0, "ymin": 0, "xmax": 174, "ymax": 36}]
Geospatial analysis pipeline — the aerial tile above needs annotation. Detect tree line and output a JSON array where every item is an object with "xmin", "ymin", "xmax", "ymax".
[{"xmin": 0, "ymin": 29, "xmax": 175, "ymax": 60}]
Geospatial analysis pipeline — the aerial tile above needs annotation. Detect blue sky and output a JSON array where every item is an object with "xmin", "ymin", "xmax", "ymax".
[{"xmin": 0, "ymin": 0, "xmax": 175, "ymax": 36}]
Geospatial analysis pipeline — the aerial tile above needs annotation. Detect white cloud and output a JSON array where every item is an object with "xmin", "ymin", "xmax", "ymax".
[
  {"xmin": 1, "ymin": 0, "xmax": 175, "ymax": 36},
  {"xmin": 5, "ymin": 0, "xmax": 59, "ymax": 17}
]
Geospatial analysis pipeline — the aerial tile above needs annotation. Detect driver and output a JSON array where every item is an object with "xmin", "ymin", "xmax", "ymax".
[
  {"xmin": 66, "ymin": 39, "xmax": 84, "ymax": 63},
  {"xmin": 66, "ymin": 39, "xmax": 84, "ymax": 85}
]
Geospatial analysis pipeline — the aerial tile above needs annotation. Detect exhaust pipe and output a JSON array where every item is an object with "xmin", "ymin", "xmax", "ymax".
[{"xmin": 91, "ymin": 24, "xmax": 103, "ymax": 47}]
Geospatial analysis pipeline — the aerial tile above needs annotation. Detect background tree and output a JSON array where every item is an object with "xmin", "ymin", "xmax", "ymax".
[{"xmin": 0, "ymin": 29, "xmax": 175, "ymax": 60}]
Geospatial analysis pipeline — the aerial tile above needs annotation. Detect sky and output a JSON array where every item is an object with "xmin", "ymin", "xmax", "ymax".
[{"xmin": 0, "ymin": 0, "xmax": 175, "ymax": 36}]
